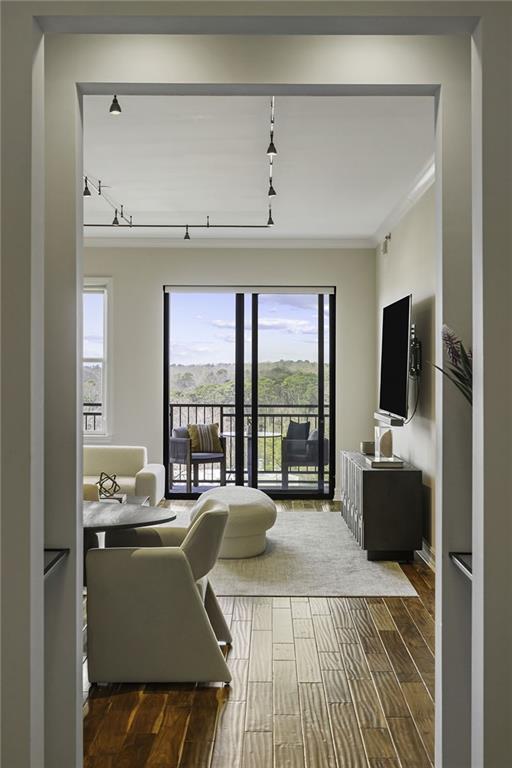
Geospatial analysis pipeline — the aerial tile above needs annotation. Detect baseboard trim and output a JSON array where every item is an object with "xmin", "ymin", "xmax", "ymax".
[{"xmin": 417, "ymin": 540, "xmax": 436, "ymax": 572}]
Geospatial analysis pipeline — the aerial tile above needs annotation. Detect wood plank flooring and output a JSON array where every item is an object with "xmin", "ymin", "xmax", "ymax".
[{"xmin": 83, "ymin": 501, "xmax": 435, "ymax": 768}]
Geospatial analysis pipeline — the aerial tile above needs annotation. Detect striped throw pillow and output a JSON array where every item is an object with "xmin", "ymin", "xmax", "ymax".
[{"xmin": 188, "ymin": 423, "xmax": 223, "ymax": 453}]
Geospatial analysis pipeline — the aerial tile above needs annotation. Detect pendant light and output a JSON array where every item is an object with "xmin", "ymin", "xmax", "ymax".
[
  {"xmin": 83, "ymin": 176, "xmax": 91, "ymax": 197},
  {"xmin": 268, "ymin": 157, "xmax": 277, "ymax": 197},
  {"xmin": 184, "ymin": 225, "xmax": 191, "ymax": 240},
  {"xmin": 109, "ymin": 95, "xmax": 122, "ymax": 115},
  {"xmin": 267, "ymin": 204, "xmax": 274, "ymax": 227},
  {"xmin": 267, "ymin": 97, "xmax": 277, "ymax": 156},
  {"xmin": 112, "ymin": 209, "xmax": 120, "ymax": 226}
]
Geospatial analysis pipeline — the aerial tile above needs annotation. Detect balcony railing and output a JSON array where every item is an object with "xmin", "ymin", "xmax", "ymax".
[
  {"xmin": 82, "ymin": 401, "xmax": 330, "ymax": 489},
  {"xmin": 83, "ymin": 402, "xmax": 103, "ymax": 433},
  {"xmin": 169, "ymin": 402, "xmax": 330, "ymax": 489}
]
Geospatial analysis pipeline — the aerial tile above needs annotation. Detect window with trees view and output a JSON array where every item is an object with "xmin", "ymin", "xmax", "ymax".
[{"xmin": 83, "ymin": 280, "xmax": 110, "ymax": 435}]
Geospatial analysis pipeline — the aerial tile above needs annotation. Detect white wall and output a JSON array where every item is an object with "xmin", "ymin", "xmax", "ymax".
[
  {"xmin": 84, "ymin": 246, "xmax": 377, "ymax": 491},
  {"xmin": 377, "ymin": 184, "xmax": 437, "ymax": 553}
]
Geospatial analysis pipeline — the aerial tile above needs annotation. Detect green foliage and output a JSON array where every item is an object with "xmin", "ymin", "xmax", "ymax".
[{"xmin": 170, "ymin": 361, "xmax": 328, "ymax": 406}]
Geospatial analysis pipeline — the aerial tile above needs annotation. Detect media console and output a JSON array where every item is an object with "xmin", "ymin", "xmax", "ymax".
[{"xmin": 340, "ymin": 451, "xmax": 423, "ymax": 561}]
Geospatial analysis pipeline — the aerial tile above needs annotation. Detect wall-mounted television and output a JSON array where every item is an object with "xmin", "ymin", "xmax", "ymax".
[{"xmin": 378, "ymin": 294, "xmax": 412, "ymax": 420}]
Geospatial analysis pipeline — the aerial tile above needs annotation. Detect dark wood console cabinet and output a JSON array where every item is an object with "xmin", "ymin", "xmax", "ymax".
[{"xmin": 340, "ymin": 451, "xmax": 423, "ymax": 561}]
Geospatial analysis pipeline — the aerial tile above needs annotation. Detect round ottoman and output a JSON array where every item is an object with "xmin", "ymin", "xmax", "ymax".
[{"xmin": 191, "ymin": 486, "xmax": 277, "ymax": 558}]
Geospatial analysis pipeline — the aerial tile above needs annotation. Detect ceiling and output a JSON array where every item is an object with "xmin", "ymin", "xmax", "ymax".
[{"xmin": 83, "ymin": 95, "xmax": 435, "ymax": 246}]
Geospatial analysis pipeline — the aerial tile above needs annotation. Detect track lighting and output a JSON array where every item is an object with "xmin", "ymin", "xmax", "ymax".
[
  {"xmin": 86, "ymin": 95, "xmax": 282, "ymax": 236},
  {"xmin": 109, "ymin": 95, "xmax": 122, "ymax": 115}
]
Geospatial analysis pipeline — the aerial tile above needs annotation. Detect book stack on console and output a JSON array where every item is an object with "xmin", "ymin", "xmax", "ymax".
[{"xmin": 365, "ymin": 456, "xmax": 404, "ymax": 469}]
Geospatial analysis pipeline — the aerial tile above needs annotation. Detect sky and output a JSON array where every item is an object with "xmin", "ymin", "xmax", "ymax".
[
  {"xmin": 83, "ymin": 291, "xmax": 104, "ymax": 358},
  {"xmin": 170, "ymin": 293, "xmax": 324, "ymax": 365},
  {"xmin": 83, "ymin": 290, "xmax": 328, "ymax": 365}
]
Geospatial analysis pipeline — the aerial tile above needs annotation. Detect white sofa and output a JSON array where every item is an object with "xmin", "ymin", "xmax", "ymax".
[{"xmin": 83, "ymin": 445, "xmax": 165, "ymax": 506}]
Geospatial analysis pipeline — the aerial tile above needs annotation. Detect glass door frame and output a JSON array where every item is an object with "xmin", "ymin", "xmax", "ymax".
[{"xmin": 163, "ymin": 286, "xmax": 336, "ymax": 500}]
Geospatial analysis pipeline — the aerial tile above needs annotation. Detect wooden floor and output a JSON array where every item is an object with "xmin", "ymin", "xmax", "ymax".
[{"xmin": 83, "ymin": 502, "xmax": 435, "ymax": 768}]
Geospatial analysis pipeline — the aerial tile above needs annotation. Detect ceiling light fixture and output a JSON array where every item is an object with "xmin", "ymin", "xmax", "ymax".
[
  {"xmin": 268, "ymin": 157, "xmax": 277, "ymax": 197},
  {"xmin": 109, "ymin": 95, "xmax": 122, "ymax": 115},
  {"xmin": 83, "ymin": 174, "xmax": 133, "ymax": 225},
  {"xmin": 267, "ymin": 96, "xmax": 277, "ymax": 157},
  {"xmin": 85, "ymin": 97, "xmax": 282, "ymax": 235}
]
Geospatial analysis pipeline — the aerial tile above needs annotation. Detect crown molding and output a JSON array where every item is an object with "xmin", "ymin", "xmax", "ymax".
[
  {"xmin": 83, "ymin": 236, "xmax": 375, "ymax": 250},
  {"xmin": 372, "ymin": 156, "xmax": 435, "ymax": 248}
]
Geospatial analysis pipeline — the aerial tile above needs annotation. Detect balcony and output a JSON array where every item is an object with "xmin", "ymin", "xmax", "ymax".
[
  {"xmin": 169, "ymin": 402, "xmax": 330, "ymax": 492},
  {"xmin": 83, "ymin": 401, "xmax": 331, "ymax": 493}
]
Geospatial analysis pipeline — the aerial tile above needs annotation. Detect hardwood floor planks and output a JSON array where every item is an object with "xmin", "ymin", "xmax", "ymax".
[
  {"xmin": 371, "ymin": 672, "xmax": 411, "ymax": 719},
  {"xmin": 245, "ymin": 682, "xmax": 273, "ymax": 732},
  {"xmin": 241, "ymin": 731, "xmax": 272, "ymax": 768},
  {"xmin": 386, "ymin": 716, "xmax": 432, "ymax": 767},
  {"xmin": 274, "ymin": 743, "xmax": 305, "ymax": 768},
  {"xmin": 321, "ymin": 669, "xmax": 351, "ymax": 704},
  {"xmin": 273, "ymin": 660, "xmax": 300, "ymax": 716},
  {"xmin": 274, "ymin": 714, "xmax": 303, "ymax": 745},
  {"xmin": 248, "ymin": 631, "xmax": 272, "ymax": 683},
  {"xmin": 312, "ymin": 614, "xmax": 338, "ymax": 653},
  {"xmin": 328, "ymin": 702, "xmax": 368, "ymax": 768},
  {"xmin": 299, "ymin": 683, "xmax": 337, "ymax": 768},
  {"xmin": 230, "ymin": 621, "xmax": 252, "ymax": 660},
  {"xmin": 348, "ymin": 678, "xmax": 387, "ymax": 729},
  {"xmin": 273, "ymin": 608, "xmax": 294, "ymax": 644},
  {"xmin": 295, "ymin": 638, "xmax": 322, "ymax": 683},
  {"xmin": 401, "ymin": 682, "xmax": 435, "ymax": 762}
]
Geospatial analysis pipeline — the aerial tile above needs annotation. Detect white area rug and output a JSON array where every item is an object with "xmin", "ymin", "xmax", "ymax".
[{"xmin": 169, "ymin": 510, "xmax": 417, "ymax": 597}]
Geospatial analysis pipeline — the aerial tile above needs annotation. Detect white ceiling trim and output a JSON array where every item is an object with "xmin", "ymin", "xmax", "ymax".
[
  {"xmin": 83, "ymin": 236, "xmax": 376, "ymax": 250},
  {"xmin": 372, "ymin": 155, "xmax": 435, "ymax": 248}
]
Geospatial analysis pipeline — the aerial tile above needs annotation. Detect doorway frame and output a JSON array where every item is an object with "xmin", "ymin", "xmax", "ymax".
[
  {"xmin": 163, "ymin": 286, "xmax": 336, "ymax": 500},
  {"xmin": 4, "ymin": 10, "xmax": 509, "ymax": 767}
]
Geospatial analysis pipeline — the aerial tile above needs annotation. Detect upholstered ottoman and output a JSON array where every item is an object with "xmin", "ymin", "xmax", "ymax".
[{"xmin": 191, "ymin": 486, "xmax": 277, "ymax": 558}]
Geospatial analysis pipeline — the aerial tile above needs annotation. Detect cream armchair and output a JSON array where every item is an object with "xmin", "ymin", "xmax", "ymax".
[
  {"xmin": 86, "ymin": 504, "xmax": 232, "ymax": 684},
  {"xmin": 83, "ymin": 445, "xmax": 165, "ymax": 506}
]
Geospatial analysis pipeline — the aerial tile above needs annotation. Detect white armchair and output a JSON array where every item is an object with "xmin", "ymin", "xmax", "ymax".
[
  {"xmin": 83, "ymin": 445, "xmax": 165, "ymax": 506},
  {"xmin": 87, "ymin": 504, "xmax": 232, "ymax": 684}
]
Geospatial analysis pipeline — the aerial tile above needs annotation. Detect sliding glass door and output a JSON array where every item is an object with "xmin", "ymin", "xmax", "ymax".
[{"xmin": 164, "ymin": 287, "xmax": 335, "ymax": 498}]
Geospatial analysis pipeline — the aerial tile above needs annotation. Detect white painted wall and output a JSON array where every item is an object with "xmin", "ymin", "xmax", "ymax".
[
  {"xmin": 84, "ymin": 246, "xmax": 377, "ymax": 488},
  {"xmin": 377, "ymin": 184, "xmax": 437, "ymax": 554}
]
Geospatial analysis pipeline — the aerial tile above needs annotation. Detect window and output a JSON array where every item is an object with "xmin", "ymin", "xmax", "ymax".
[{"xmin": 83, "ymin": 279, "xmax": 111, "ymax": 437}]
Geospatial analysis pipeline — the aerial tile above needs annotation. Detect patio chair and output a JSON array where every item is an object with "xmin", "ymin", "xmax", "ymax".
[
  {"xmin": 281, "ymin": 422, "xmax": 329, "ymax": 489},
  {"xmin": 87, "ymin": 504, "xmax": 232, "ymax": 684},
  {"xmin": 169, "ymin": 426, "xmax": 226, "ymax": 493}
]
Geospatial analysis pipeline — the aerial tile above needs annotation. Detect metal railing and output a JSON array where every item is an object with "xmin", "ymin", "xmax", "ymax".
[
  {"xmin": 169, "ymin": 402, "xmax": 330, "ymax": 488},
  {"xmin": 83, "ymin": 402, "xmax": 103, "ymax": 433}
]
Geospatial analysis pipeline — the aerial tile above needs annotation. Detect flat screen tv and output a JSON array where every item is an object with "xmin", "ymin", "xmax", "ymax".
[{"xmin": 378, "ymin": 295, "xmax": 412, "ymax": 419}]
